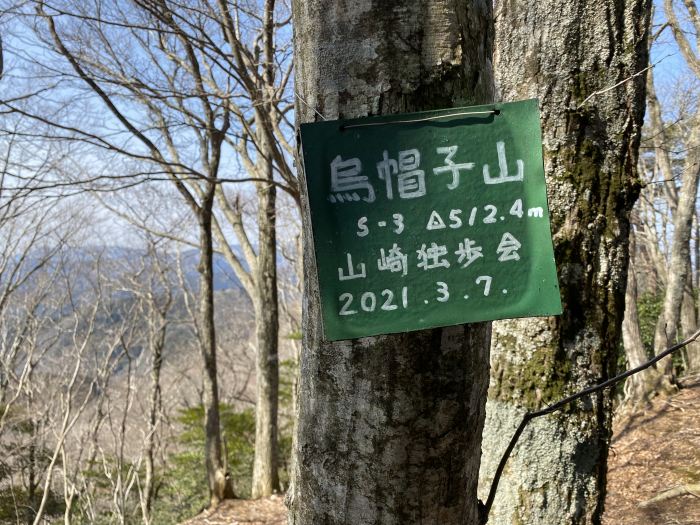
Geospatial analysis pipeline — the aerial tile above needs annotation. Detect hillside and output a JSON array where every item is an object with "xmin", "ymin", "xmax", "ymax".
[
  {"xmin": 180, "ymin": 377, "xmax": 700, "ymax": 525},
  {"xmin": 179, "ymin": 495, "xmax": 286, "ymax": 525},
  {"xmin": 603, "ymin": 374, "xmax": 700, "ymax": 525}
]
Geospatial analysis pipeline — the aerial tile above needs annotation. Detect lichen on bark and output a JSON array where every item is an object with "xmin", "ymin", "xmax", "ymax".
[
  {"xmin": 290, "ymin": 1, "xmax": 494, "ymax": 523},
  {"xmin": 479, "ymin": 0, "xmax": 652, "ymax": 523}
]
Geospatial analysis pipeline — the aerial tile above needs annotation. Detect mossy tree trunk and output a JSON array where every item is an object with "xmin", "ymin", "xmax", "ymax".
[
  {"xmin": 478, "ymin": 1, "xmax": 651, "ymax": 524},
  {"xmin": 289, "ymin": 1, "xmax": 494, "ymax": 523}
]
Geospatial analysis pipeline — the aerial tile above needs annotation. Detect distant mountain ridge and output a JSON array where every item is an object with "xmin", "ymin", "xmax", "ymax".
[{"xmin": 13, "ymin": 245, "xmax": 245, "ymax": 292}]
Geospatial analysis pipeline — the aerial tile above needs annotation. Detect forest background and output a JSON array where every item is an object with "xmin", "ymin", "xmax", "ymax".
[{"xmin": 0, "ymin": 0, "xmax": 698, "ymax": 524}]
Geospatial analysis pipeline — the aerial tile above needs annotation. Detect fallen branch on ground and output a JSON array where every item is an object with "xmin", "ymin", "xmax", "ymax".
[{"xmin": 639, "ymin": 484, "xmax": 700, "ymax": 508}]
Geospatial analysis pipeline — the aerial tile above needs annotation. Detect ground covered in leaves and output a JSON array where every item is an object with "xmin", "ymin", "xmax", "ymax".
[
  {"xmin": 603, "ymin": 374, "xmax": 700, "ymax": 525},
  {"xmin": 179, "ymin": 495, "xmax": 286, "ymax": 525},
  {"xmin": 181, "ymin": 376, "xmax": 700, "ymax": 525}
]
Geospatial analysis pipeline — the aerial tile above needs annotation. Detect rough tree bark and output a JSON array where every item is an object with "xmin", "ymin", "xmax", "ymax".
[
  {"xmin": 478, "ymin": 1, "xmax": 651, "ymax": 524},
  {"xmin": 289, "ymin": 1, "xmax": 494, "ymax": 523}
]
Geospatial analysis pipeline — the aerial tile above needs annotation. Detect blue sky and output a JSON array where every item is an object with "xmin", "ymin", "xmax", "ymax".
[{"xmin": 650, "ymin": 0, "xmax": 698, "ymax": 118}]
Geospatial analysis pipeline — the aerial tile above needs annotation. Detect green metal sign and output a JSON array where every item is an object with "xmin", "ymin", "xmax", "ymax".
[{"xmin": 300, "ymin": 99, "xmax": 562, "ymax": 341}]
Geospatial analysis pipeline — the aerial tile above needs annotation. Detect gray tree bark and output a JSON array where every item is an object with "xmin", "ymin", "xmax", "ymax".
[
  {"xmin": 652, "ymin": 110, "xmax": 700, "ymax": 382},
  {"xmin": 478, "ymin": 1, "xmax": 651, "ymax": 524},
  {"xmin": 621, "ymin": 236, "xmax": 656, "ymax": 407},
  {"xmin": 663, "ymin": 0, "xmax": 700, "ymax": 375},
  {"xmin": 251, "ymin": 122, "xmax": 281, "ymax": 499},
  {"xmin": 289, "ymin": 1, "xmax": 494, "ymax": 523},
  {"xmin": 250, "ymin": 0, "xmax": 282, "ymax": 498}
]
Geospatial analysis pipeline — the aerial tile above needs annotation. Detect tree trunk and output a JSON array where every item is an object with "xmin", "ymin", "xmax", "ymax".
[
  {"xmin": 27, "ymin": 419, "xmax": 38, "ymax": 525},
  {"xmin": 636, "ymin": 166, "xmax": 667, "ymax": 293},
  {"xmin": 648, "ymin": 70, "xmax": 700, "ymax": 374},
  {"xmin": 478, "ymin": 1, "xmax": 651, "ymax": 524},
  {"xmin": 646, "ymin": 71, "xmax": 678, "ymax": 214},
  {"xmin": 657, "ymin": 0, "xmax": 700, "ymax": 379},
  {"xmin": 680, "ymin": 255, "xmax": 700, "ymax": 371},
  {"xmin": 695, "ymin": 211, "xmax": 699, "ymax": 293},
  {"xmin": 251, "ymin": 1, "xmax": 281, "ymax": 493},
  {"xmin": 290, "ymin": 1, "xmax": 493, "ymax": 523},
  {"xmin": 622, "ymin": 246, "xmax": 656, "ymax": 407},
  {"xmin": 652, "ymin": 109, "xmax": 700, "ymax": 383},
  {"xmin": 251, "ymin": 149, "xmax": 281, "ymax": 498},
  {"xmin": 198, "ymin": 199, "xmax": 235, "ymax": 507},
  {"xmin": 143, "ymin": 313, "xmax": 165, "ymax": 522},
  {"xmin": 678, "ymin": 117, "xmax": 700, "ymax": 372}
]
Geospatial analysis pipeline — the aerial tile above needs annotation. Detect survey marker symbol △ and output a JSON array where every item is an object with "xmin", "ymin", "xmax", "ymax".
[{"xmin": 299, "ymin": 98, "xmax": 562, "ymax": 340}]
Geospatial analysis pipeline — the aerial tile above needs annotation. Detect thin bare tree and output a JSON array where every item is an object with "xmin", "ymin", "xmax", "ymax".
[{"xmin": 3, "ymin": 0, "xmax": 297, "ymax": 502}]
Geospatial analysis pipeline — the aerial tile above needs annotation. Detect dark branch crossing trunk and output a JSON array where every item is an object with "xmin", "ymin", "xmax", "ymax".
[{"xmin": 290, "ymin": 1, "xmax": 494, "ymax": 523}]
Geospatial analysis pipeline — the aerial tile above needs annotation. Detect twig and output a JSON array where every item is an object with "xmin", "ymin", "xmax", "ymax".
[
  {"xmin": 639, "ymin": 484, "xmax": 700, "ymax": 508},
  {"xmin": 479, "ymin": 327, "xmax": 700, "ymax": 524},
  {"xmin": 339, "ymin": 110, "xmax": 497, "ymax": 129},
  {"xmin": 295, "ymin": 90, "xmax": 327, "ymax": 121},
  {"xmin": 577, "ymin": 53, "xmax": 673, "ymax": 109}
]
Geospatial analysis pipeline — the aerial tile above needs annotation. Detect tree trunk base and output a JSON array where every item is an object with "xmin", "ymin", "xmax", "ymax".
[{"xmin": 210, "ymin": 469, "xmax": 236, "ymax": 508}]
